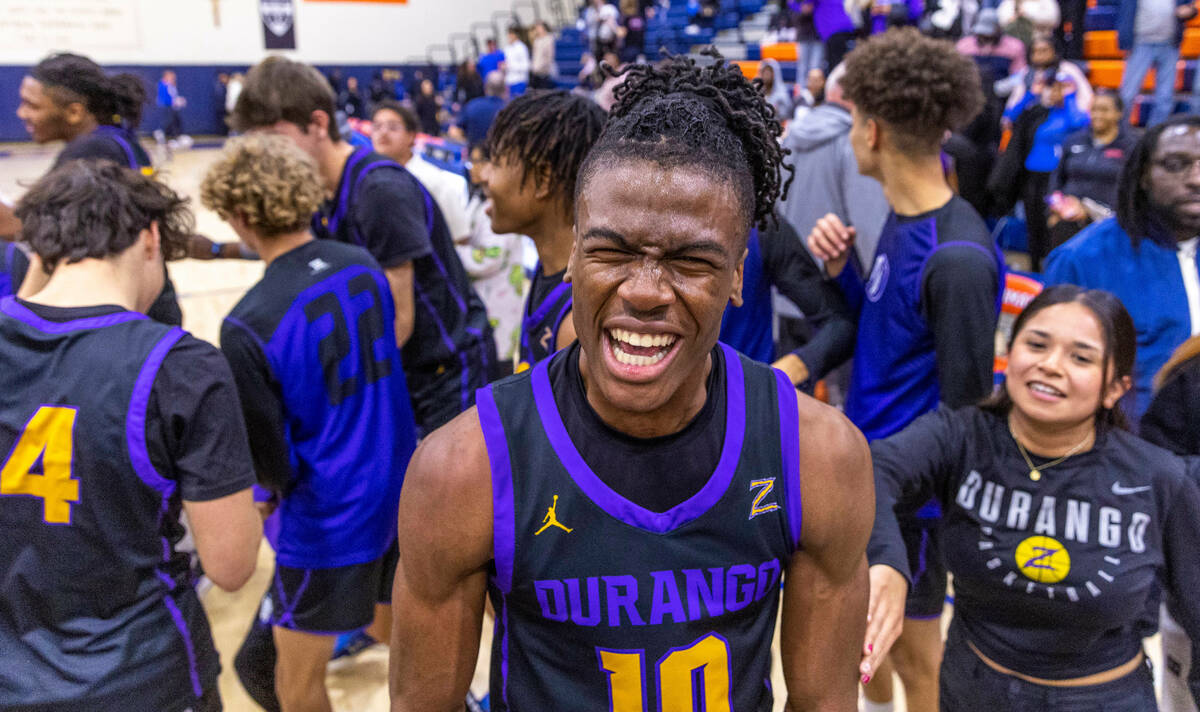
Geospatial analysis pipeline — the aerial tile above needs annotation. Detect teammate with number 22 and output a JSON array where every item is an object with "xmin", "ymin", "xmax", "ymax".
[
  {"xmin": 205, "ymin": 135, "xmax": 418, "ymax": 712},
  {"xmin": 866, "ymin": 285, "xmax": 1200, "ymax": 710},
  {"xmin": 389, "ymin": 51, "xmax": 873, "ymax": 711}
]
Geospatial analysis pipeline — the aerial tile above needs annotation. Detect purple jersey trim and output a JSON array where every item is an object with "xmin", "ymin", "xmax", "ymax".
[
  {"xmin": 161, "ymin": 593, "xmax": 204, "ymax": 698},
  {"xmin": 0, "ymin": 296, "xmax": 147, "ymax": 332},
  {"xmin": 521, "ymin": 277, "xmax": 571, "ymax": 361},
  {"xmin": 126, "ymin": 328, "xmax": 185, "ymax": 495},
  {"xmin": 774, "ymin": 368, "xmax": 803, "ymax": 552},
  {"xmin": 476, "ymin": 385, "xmax": 515, "ymax": 594},
  {"xmin": 327, "ymin": 147, "xmax": 373, "ymax": 236},
  {"xmin": 93, "ymin": 125, "xmax": 140, "ymax": 170},
  {"xmin": 529, "ymin": 342, "xmax": 746, "ymax": 534}
]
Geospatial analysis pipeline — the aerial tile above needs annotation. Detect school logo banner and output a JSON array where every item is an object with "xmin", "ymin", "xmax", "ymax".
[{"xmin": 260, "ymin": 0, "xmax": 296, "ymax": 50}]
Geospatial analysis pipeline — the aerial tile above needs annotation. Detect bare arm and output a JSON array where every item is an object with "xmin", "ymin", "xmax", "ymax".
[
  {"xmin": 781, "ymin": 392, "xmax": 873, "ymax": 711},
  {"xmin": 384, "ymin": 261, "xmax": 416, "ymax": 348},
  {"xmin": 390, "ymin": 408, "xmax": 493, "ymax": 712},
  {"xmin": 183, "ymin": 488, "xmax": 261, "ymax": 591}
]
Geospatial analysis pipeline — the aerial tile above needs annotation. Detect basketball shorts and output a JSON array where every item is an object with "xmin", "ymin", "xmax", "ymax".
[
  {"xmin": 266, "ymin": 554, "xmax": 384, "ymax": 634},
  {"xmin": 901, "ymin": 514, "xmax": 947, "ymax": 619},
  {"xmin": 377, "ymin": 538, "xmax": 399, "ymax": 605}
]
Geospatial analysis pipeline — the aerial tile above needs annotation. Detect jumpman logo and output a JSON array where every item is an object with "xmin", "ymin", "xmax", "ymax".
[{"xmin": 534, "ymin": 495, "xmax": 573, "ymax": 535}]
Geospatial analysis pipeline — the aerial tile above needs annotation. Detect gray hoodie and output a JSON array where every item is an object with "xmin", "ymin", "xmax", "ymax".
[{"xmin": 779, "ymin": 102, "xmax": 888, "ymax": 278}]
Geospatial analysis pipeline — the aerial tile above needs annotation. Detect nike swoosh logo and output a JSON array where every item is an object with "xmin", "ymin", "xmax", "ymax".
[{"xmin": 1111, "ymin": 483, "xmax": 1152, "ymax": 495}]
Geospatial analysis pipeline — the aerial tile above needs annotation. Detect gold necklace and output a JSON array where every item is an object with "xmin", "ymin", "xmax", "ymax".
[{"xmin": 1010, "ymin": 428, "xmax": 1092, "ymax": 482}]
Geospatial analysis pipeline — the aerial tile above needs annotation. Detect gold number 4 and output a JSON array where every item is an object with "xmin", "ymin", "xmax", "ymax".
[
  {"xmin": 599, "ymin": 633, "xmax": 732, "ymax": 712},
  {"xmin": 1, "ymin": 406, "xmax": 79, "ymax": 524}
]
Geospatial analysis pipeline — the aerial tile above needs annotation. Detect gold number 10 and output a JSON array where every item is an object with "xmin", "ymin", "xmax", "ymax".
[
  {"xmin": 598, "ymin": 633, "xmax": 733, "ymax": 712},
  {"xmin": 1, "ymin": 406, "xmax": 79, "ymax": 524}
]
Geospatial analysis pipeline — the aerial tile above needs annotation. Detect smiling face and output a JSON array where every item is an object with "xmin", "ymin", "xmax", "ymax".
[
  {"xmin": 371, "ymin": 107, "xmax": 416, "ymax": 164},
  {"xmin": 479, "ymin": 150, "xmax": 544, "ymax": 235},
  {"xmin": 17, "ymin": 77, "xmax": 71, "ymax": 144},
  {"xmin": 1005, "ymin": 302, "xmax": 1128, "ymax": 431},
  {"xmin": 1144, "ymin": 124, "xmax": 1200, "ymax": 241},
  {"xmin": 568, "ymin": 159, "xmax": 747, "ymax": 425}
]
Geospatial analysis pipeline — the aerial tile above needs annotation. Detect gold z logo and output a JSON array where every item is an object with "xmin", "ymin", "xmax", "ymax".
[
  {"xmin": 535, "ymin": 494, "xmax": 573, "ymax": 535},
  {"xmin": 748, "ymin": 478, "xmax": 780, "ymax": 520}
]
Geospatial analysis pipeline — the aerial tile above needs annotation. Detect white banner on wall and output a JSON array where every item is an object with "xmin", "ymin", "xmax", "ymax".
[{"xmin": 0, "ymin": 0, "xmax": 142, "ymax": 53}]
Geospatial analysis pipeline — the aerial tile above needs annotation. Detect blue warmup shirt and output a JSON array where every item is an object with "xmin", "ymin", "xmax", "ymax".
[
  {"xmin": 221, "ymin": 240, "xmax": 418, "ymax": 569},
  {"xmin": 1044, "ymin": 217, "xmax": 1198, "ymax": 420},
  {"xmin": 842, "ymin": 196, "xmax": 1004, "ymax": 441},
  {"xmin": 721, "ymin": 230, "xmax": 771, "ymax": 362},
  {"xmin": 1024, "ymin": 95, "xmax": 1090, "ymax": 173}
]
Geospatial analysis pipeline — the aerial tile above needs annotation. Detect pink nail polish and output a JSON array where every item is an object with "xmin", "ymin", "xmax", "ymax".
[
  {"xmin": 869, "ymin": 644, "xmax": 874, "ymax": 652},
  {"xmin": 862, "ymin": 675, "xmax": 871, "ymax": 684}
]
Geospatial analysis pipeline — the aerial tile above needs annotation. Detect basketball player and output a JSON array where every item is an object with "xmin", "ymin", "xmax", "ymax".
[
  {"xmin": 808, "ymin": 28, "xmax": 1002, "ymax": 712},
  {"xmin": 202, "ymin": 135, "xmax": 418, "ymax": 712},
  {"xmin": 232, "ymin": 56, "xmax": 493, "ymax": 435},
  {"xmin": 14, "ymin": 53, "xmax": 183, "ymax": 325},
  {"xmin": 480, "ymin": 89, "xmax": 606, "ymax": 367},
  {"xmin": 390, "ymin": 52, "xmax": 873, "ymax": 711},
  {"xmin": 0, "ymin": 160, "xmax": 261, "ymax": 711}
]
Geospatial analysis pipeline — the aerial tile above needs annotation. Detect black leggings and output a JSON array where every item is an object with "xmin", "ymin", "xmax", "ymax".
[{"xmin": 1022, "ymin": 170, "xmax": 1053, "ymax": 272}]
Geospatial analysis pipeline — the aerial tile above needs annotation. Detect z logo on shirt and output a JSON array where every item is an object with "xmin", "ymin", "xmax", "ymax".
[{"xmin": 748, "ymin": 478, "xmax": 780, "ymax": 520}]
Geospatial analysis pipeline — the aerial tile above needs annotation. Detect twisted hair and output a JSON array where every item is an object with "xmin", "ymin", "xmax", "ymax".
[
  {"xmin": 579, "ymin": 49, "xmax": 789, "ymax": 231},
  {"xmin": 486, "ymin": 89, "xmax": 607, "ymax": 212},
  {"xmin": 31, "ymin": 53, "xmax": 146, "ymax": 128}
]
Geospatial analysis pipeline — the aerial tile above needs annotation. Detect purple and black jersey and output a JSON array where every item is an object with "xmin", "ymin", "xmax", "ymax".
[
  {"xmin": 221, "ymin": 240, "xmax": 417, "ymax": 569},
  {"xmin": 0, "ymin": 297, "xmax": 255, "ymax": 710},
  {"xmin": 520, "ymin": 263, "xmax": 572, "ymax": 367},
  {"xmin": 477, "ymin": 344, "xmax": 802, "ymax": 711},
  {"xmin": 0, "ymin": 242, "xmax": 29, "ymax": 297},
  {"xmin": 313, "ymin": 147, "xmax": 492, "ymax": 433}
]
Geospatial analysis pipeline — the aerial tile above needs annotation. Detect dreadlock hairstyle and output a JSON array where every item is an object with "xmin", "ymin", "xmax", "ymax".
[
  {"xmin": 485, "ymin": 89, "xmax": 607, "ymax": 213},
  {"xmin": 1117, "ymin": 114, "xmax": 1200, "ymax": 248},
  {"xmin": 578, "ymin": 49, "xmax": 789, "ymax": 233},
  {"xmin": 31, "ymin": 53, "xmax": 146, "ymax": 129}
]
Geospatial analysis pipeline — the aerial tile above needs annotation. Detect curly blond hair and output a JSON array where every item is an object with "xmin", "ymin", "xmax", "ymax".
[{"xmin": 200, "ymin": 133, "xmax": 324, "ymax": 238}]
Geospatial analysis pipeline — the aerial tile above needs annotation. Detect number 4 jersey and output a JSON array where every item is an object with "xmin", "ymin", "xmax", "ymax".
[
  {"xmin": 477, "ymin": 344, "xmax": 802, "ymax": 711},
  {"xmin": 220, "ymin": 240, "xmax": 417, "ymax": 569}
]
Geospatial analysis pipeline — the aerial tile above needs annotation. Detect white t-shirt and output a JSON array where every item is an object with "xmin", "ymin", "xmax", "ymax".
[
  {"xmin": 404, "ymin": 154, "xmax": 470, "ymax": 242},
  {"xmin": 504, "ymin": 40, "xmax": 531, "ymax": 86},
  {"xmin": 1176, "ymin": 237, "xmax": 1200, "ymax": 335}
]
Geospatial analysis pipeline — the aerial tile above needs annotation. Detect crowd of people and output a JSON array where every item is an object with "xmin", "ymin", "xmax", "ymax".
[{"xmin": 2, "ymin": 2, "xmax": 1200, "ymax": 712}]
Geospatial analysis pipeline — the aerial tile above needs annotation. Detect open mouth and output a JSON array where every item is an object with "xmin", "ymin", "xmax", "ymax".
[
  {"xmin": 603, "ymin": 327, "xmax": 683, "ymax": 380},
  {"xmin": 1028, "ymin": 381, "xmax": 1065, "ymax": 399}
]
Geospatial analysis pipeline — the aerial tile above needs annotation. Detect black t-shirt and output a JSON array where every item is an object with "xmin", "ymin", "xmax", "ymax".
[
  {"xmin": 1142, "ymin": 356, "xmax": 1200, "ymax": 456},
  {"xmin": 522, "ymin": 265, "xmax": 573, "ymax": 365},
  {"xmin": 1052, "ymin": 128, "xmax": 1138, "ymax": 211},
  {"xmin": 868, "ymin": 405, "xmax": 1200, "ymax": 684},
  {"xmin": 53, "ymin": 126, "xmax": 152, "ymax": 172},
  {"xmin": 1, "ymin": 242, "xmax": 29, "ymax": 297},
  {"xmin": 549, "ymin": 342, "xmax": 725, "ymax": 513}
]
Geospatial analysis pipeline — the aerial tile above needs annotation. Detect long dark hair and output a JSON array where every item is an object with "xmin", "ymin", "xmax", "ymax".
[
  {"xmin": 1117, "ymin": 114, "xmax": 1200, "ymax": 248},
  {"xmin": 31, "ymin": 53, "xmax": 146, "ymax": 129},
  {"xmin": 981, "ymin": 284, "xmax": 1137, "ymax": 431}
]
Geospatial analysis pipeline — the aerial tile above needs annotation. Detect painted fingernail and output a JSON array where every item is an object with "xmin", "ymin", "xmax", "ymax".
[
  {"xmin": 862, "ymin": 675, "xmax": 871, "ymax": 684},
  {"xmin": 869, "ymin": 644, "xmax": 874, "ymax": 652}
]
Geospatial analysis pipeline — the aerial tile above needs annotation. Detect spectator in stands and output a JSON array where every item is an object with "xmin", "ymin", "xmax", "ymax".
[
  {"xmin": 813, "ymin": 0, "xmax": 859, "ymax": 68},
  {"xmin": 530, "ymin": 21, "xmax": 557, "ymax": 89},
  {"xmin": 919, "ymin": 0, "xmax": 963, "ymax": 38},
  {"xmin": 758, "ymin": 58, "xmax": 794, "ymax": 121},
  {"xmin": 504, "ymin": 25, "xmax": 532, "ymax": 96},
  {"xmin": 617, "ymin": 0, "xmax": 646, "ymax": 63},
  {"xmin": 372, "ymin": 101, "xmax": 470, "ymax": 243},
  {"xmin": 1046, "ymin": 90, "xmax": 1135, "ymax": 247},
  {"xmin": 155, "ymin": 69, "xmax": 185, "ymax": 143},
  {"xmin": 998, "ymin": 0, "xmax": 1061, "ymax": 46},
  {"xmin": 213, "ymin": 72, "xmax": 229, "ymax": 136},
  {"xmin": 414, "ymin": 78, "xmax": 441, "ymax": 135},
  {"xmin": 956, "ymin": 9, "xmax": 1027, "ymax": 82},
  {"xmin": 461, "ymin": 71, "xmax": 507, "ymax": 148},
  {"xmin": 459, "ymin": 143, "xmax": 527, "ymax": 373},
  {"xmin": 1119, "ymin": 0, "xmax": 1197, "ymax": 127},
  {"xmin": 225, "ymin": 72, "xmax": 243, "ymax": 132},
  {"xmin": 1056, "ymin": 0, "xmax": 1087, "ymax": 59},
  {"xmin": 456, "ymin": 61, "xmax": 484, "ymax": 104},
  {"xmin": 688, "ymin": 0, "xmax": 721, "ymax": 31},
  {"xmin": 583, "ymin": 0, "xmax": 621, "ymax": 57},
  {"xmin": 477, "ymin": 38, "xmax": 505, "ymax": 79},
  {"xmin": 1044, "ymin": 115, "xmax": 1200, "ymax": 419},
  {"xmin": 780, "ymin": 63, "xmax": 888, "ymax": 275},
  {"xmin": 339, "ymin": 75, "xmax": 366, "ymax": 119},
  {"xmin": 369, "ymin": 71, "xmax": 393, "ymax": 106},
  {"xmin": 1007, "ymin": 69, "xmax": 1091, "ymax": 271},
  {"xmin": 792, "ymin": 67, "xmax": 826, "ymax": 122},
  {"xmin": 998, "ymin": 35, "xmax": 1092, "ymax": 120},
  {"xmin": 795, "ymin": 2, "xmax": 826, "ymax": 79}
]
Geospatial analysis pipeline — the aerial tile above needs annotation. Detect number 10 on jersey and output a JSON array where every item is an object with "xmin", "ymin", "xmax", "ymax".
[{"xmin": 598, "ymin": 633, "xmax": 733, "ymax": 712}]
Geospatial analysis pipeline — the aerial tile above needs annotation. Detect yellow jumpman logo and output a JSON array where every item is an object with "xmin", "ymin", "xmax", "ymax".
[{"xmin": 534, "ymin": 495, "xmax": 573, "ymax": 535}]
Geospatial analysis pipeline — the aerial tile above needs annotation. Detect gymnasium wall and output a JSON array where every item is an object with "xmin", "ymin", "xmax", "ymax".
[{"xmin": 0, "ymin": 0, "xmax": 529, "ymax": 140}]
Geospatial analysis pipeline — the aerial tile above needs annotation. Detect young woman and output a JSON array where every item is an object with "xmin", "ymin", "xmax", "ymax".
[{"xmin": 864, "ymin": 285, "xmax": 1200, "ymax": 710}]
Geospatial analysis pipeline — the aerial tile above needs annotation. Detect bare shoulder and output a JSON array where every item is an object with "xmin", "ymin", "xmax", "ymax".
[
  {"xmin": 398, "ymin": 406, "xmax": 494, "ymax": 580},
  {"xmin": 791, "ymin": 389, "xmax": 873, "ymax": 550}
]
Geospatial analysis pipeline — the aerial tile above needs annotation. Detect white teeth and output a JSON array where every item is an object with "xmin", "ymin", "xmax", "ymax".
[
  {"xmin": 611, "ymin": 341, "xmax": 670, "ymax": 367},
  {"xmin": 1030, "ymin": 383, "xmax": 1064, "ymax": 396},
  {"xmin": 608, "ymin": 328, "xmax": 677, "ymax": 349}
]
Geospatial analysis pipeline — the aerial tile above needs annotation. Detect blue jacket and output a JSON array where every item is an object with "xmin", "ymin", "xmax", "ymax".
[
  {"xmin": 1043, "ymin": 217, "xmax": 1197, "ymax": 419},
  {"xmin": 1118, "ymin": 0, "xmax": 1196, "ymax": 50}
]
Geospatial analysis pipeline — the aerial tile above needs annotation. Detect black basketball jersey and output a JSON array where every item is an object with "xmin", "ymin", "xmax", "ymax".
[
  {"xmin": 519, "ymin": 263, "xmax": 572, "ymax": 368},
  {"xmin": 0, "ymin": 242, "xmax": 29, "ymax": 297},
  {"xmin": 477, "ymin": 343, "xmax": 802, "ymax": 711},
  {"xmin": 0, "ymin": 298, "xmax": 222, "ymax": 710}
]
